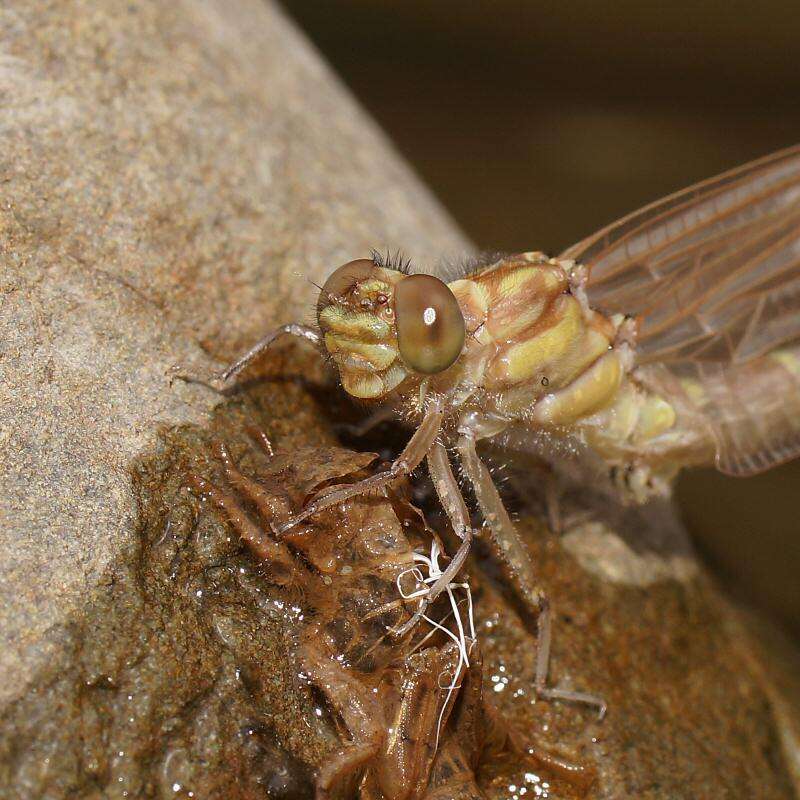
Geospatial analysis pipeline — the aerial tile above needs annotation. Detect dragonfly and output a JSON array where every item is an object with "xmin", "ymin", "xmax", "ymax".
[{"xmin": 215, "ymin": 144, "xmax": 800, "ymax": 714}]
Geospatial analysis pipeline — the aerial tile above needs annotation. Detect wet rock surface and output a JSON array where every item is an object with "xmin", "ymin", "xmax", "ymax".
[
  {"xmin": 1, "ymin": 1, "xmax": 799, "ymax": 798},
  {"xmin": 2, "ymin": 363, "xmax": 797, "ymax": 799},
  {"xmin": 0, "ymin": 379, "xmax": 338, "ymax": 799}
]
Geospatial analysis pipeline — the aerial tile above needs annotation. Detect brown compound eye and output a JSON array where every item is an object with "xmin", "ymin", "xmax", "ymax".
[
  {"xmin": 317, "ymin": 259, "xmax": 376, "ymax": 320},
  {"xmin": 395, "ymin": 274, "xmax": 465, "ymax": 374}
]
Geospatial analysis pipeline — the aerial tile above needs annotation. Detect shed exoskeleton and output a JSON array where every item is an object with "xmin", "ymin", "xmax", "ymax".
[{"xmin": 188, "ymin": 432, "xmax": 592, "ymax": 798}]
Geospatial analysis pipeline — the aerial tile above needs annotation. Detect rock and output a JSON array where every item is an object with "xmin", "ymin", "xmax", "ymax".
[
  {"xmin": 0, "ymin": 0, "xmax": 467, "ymax": 708},
  {"xmin": 1, "ymin": 1, "xmax": 798, "ymax": 798}
]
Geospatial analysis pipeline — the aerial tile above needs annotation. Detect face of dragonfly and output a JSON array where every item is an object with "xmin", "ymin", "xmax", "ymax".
[{"xmin": 316, "ymin": 259, "xmax": 466, "ymax": 399}]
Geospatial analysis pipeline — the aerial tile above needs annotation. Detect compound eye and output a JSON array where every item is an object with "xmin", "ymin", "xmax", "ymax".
[
  {"xmin": 395, "ymin": 274, "xmax": 465, "ymax": 374},
  {"xmin": 317, "ymin": 259, "xmax": 376, "ymax": 319}
]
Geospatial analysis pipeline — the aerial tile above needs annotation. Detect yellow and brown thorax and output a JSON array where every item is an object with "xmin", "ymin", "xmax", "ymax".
[
  {"xmin": 449, "ymin": 252, "xmax": 627, "ymax": 424},
  {"xmin": 315, "ymin": 252, "xmax": 682, "ymax": 464}
]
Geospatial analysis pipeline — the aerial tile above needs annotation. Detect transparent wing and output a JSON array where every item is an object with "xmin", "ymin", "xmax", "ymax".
[{"xmin": 560, "ymin": 144, "xmax": 800, "ymax": 475}]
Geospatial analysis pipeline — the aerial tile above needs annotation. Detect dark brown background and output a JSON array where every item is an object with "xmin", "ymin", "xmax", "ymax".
[{"xmin": 280, "ymin": 0, "xmax": 800, "ymax": 640}]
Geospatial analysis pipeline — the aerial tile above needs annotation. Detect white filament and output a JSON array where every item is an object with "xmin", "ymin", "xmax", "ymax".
[{"xmin": 396, "ymin": 538, "xmax": 476, "ymax": 751}]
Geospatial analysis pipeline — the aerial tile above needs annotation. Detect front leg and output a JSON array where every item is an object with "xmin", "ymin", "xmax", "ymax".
[
  {"xmin": 170, "ymin": 323, "xmax": 321, "ymax": 390},
  {"xmin": 220, "ymin": 323, "xmax": 321, "ymax": 382},
  {"xmin": 456, "ymin": 428, "xmax": 606, "ymax": 717},
  {"xmin": 275, "ymin": 399, "xmax": 444, "ymax": 535}
]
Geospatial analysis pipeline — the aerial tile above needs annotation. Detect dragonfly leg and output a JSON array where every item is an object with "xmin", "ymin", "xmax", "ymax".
[
  {"xmin": 220, "ymin": 323, "xmax": 320, "ymax": 382},
  {"xmin": 393, "ymin": 441, "xmax": 475, "ymax": 638},
  {"xmin": 531, "ymin": 601, "xmax": 607, "ymax": 718},
  {"xmin": 455, "ymin": 430, "xmax": 605, "ymax": 718},
  {"xmin": 169, "ymin": 323, "xmax": 321, "ymax": 390},
  {"xmin": 275, "ymin": 400, "xmax": 444, "ymax": 535},
  {"xmin": 456, "ymin": 430, "xmax": 543, "ymax": 612},
  {"xmin": 335, "ymin": 405, "xmax": 397, "ymax": 438},
  {"xmin": 428, "ymin": 440, "xmax": 472, "ymax": 541}
]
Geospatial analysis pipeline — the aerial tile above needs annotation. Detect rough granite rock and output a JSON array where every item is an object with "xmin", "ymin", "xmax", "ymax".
[{"xmin": 0, "ymin": 1, "xmax": 798, "ymax": 798}]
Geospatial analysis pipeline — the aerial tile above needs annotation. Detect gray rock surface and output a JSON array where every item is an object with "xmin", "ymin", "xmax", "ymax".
[{"xmin": 0, "ymin": 0, "xmax": 468, "ymax": 707}]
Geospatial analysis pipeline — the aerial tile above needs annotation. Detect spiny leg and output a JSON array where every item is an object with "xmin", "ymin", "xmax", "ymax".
[
  {"xmin": 185, "ymin": 471, "xmax": 295, "ymax": 573},
  {"xmin": 170, "ymin": 323, "xmax": 320, "ymax": 391},
  {"xmin": 532, "ymin": 602, "xmax": 607, "ymax": 716},
  {"xmin": 428, "ymin": 440, "xmax": 471, "ymax": 541},
  {"xmin": 455, "ymin": 430, "xmax": 605, "ymax": 717},
  {"xmin": 274, "ymin": 399, "xmax": 444, "ymax": 535},
  {"xmin": 211, "ymin": 440, "xmax": 287, "ymax": 522},
  {"xmin": 455, "ymin": 431, "xmax": 542, "ymax": 611},
  {"xmin": 220, "ymin": 323, "xmax": 320, "ymax": 382}
]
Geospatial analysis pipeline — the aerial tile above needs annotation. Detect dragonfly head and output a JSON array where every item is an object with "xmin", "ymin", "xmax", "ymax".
[{"xmin": 316, "ymin": 258, "xmax": 466, "ymax": 399}]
